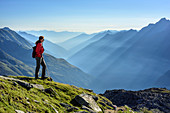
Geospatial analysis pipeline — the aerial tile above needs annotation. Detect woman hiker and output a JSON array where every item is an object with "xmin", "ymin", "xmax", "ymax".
[{"xmin": 35, "ymin": 36, "xmax": 47, "ymax": 80}]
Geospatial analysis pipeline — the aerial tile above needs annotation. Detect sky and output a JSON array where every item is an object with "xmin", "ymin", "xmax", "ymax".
[{"xmin": 0, "ymin": 0, "xmax": 170, "ymax": 33}]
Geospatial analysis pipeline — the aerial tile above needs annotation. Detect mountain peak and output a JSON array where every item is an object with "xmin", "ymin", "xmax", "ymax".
[
  {"xmin": 160, "ymin": 17, "xmax": 168, "ymax": 21},
  {"xmin": 157, "ymin": 17, "xmax": 170, "ymax": 24},
  {"xmin": 2, "ymin": 27, "xmax": 11, "ymax": 31}
]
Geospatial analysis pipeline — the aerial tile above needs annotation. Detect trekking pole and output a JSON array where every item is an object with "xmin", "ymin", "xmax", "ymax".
[
  {"xmin": 46, "ymin": 66, "xmax": 50, "ymax": 77},
  {"xmin": 46, "ymin": 65, "xmax": 52, "ymax": 80}
]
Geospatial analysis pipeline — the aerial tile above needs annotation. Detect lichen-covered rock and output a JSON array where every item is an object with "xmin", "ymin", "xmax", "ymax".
[
  {"xmin": 60, "ymin": 103, "xmax": 79, "ymax": 112},
  {"xmin": 44, "ymin": 87, "xmax": 59, "ymax": 96},
  {"xmin": 74, "ymin": 93, "xmax": 102, "ymax": 112},
  {"xmin": 82, "ymin": 105, "xmax": 96, "ymax": 113},
  {"xmin": 104, "ymin": 109, "xmax": 115, "ymax": 113},
  {"xmin": 0, "ymin": 76, "xmax": 44, "ymax": 90}
]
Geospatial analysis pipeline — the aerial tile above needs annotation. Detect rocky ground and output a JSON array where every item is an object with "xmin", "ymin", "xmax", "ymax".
[{"xmin": 101, "ymin": 88, "xmax": 170, "ymax": 113}]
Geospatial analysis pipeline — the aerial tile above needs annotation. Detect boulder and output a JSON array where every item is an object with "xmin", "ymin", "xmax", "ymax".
[
  {"xmin": 74, "ymin": 93, "xmax": 102, "ymax": 112},
  {"xmin": 91, "ymin": 95, "xmax": 98, "ymax": 101},
  {"xmin": 82, "ymin": 105, "xmax": 96, "ymax": 113},
  {"xmin": 32, "ymin": 84, "xmax": 45, "ymax": 90},
  {"xmin": 60, "ymin": 103, "xmax": 72, "ymax": 107},
  {"xmin": 15, "ymin": 80, "xmax": 33, "ymax": 90},
  {"xmin": 44, "ymin": 87, "xmax": 59, "ymax": 96},
  {"xmin": 60, "ymin": 103, "xmax": 79, "ymax": 112}
]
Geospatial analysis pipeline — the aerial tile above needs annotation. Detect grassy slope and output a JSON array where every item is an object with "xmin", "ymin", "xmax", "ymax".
[{"xmin": 0, "ymin": 76, "xmax": 116, "ymax": 113}]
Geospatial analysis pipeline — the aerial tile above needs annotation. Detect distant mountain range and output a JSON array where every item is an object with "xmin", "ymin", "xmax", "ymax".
[
  {"xmin": 18, "ymin": 31, "xmax": 68, "ymax": 58},
  {"xmin": 67, "ymin": 30, "xmax": 118, "ymax": 57},
  {"xmin": 0, "ymin": 27, "xmax": 91, "ymax": 87},
  {"xmin": 59, "ymin": 33, "xmax": 97, "ymax": 50},
  {"xmin": 25, "ymin": 30, "xmax": 83, "ymax": 43},
  {"xmin": 68, "ymin": 18, "xmax": 170, "ymax": 92}
]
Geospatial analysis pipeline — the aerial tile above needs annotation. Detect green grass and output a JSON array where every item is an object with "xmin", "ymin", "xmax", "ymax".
[{"xmin": 0, "ymin": 76, "xmax": 137, "ymax": 113}]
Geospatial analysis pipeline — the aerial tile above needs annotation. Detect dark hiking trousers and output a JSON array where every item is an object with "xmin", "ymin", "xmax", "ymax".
[{"xmin": 35, "ymin": 57, "xmax": 46, "ymax": 79}]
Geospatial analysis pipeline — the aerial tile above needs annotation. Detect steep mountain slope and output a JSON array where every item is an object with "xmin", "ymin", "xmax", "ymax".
[
  {"xmin": 0, "ymin": 27, "xmax": 32, "ymax": 49},
  {"xmin": 18, "ymin": 31, "xmax": 68, "ymax": 58},
  {"xmin": 26, "ymin": 30, "xmax": 82, "ymax": 43},
  {"xmin": 154, "ymin": 70, "xmax": 170, "ymax": 89},
  {"xmin": 0, "ymin": 49, "xmax": 34, "ymax": 76},
  {"xmin": 0, "ymin": 28, "xmax": 91, "ymax": 87},
  {"xmin": 0, "ymin": 28, "xmax": 33, "ymax": 65},
  {"xmin": 68, "ymin": 30, "xmax": 117, "ymax": 58},
  {"xmin": 93, "ymin": 18, "xmax": 170, "ymax": 90},
  {"xmin": 68, "ymin": 29, "xmax": 137, "ymax": 73},
  {"xmin": 59, "ymin": 33, "xmax": 96, "ymax": 50},
  {"xmin": 68, "ymin": 18, "xmax": 170, "ymax": 92}
]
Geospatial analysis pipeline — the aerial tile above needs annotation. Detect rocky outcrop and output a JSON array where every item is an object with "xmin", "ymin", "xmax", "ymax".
[
  {"xmin": 0, "ymin": 76, "xmax": 45, "ymax": 90},
  {"xmin": 102, "ymin": 88, "xmax": 170, "ymax": 113},
  {"xmin": 44, "ymin": 87, "xmax": 59, "ymax": 97},
  {"xmin": 72, "ymin": 93, "xmax": 102, "ymax": 112},
  {"xmin": 60, "ymin": 103, "xmax": 79, "ymax": 112}
]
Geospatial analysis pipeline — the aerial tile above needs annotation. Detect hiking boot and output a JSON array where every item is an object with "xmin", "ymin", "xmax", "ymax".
[
  {"xmin": 41, "ymin": 77, "xmax": 48, "ymax": 80},
  {"xmin": 35, "ymin": 77, "xmax": 39, "ymax": 80}
]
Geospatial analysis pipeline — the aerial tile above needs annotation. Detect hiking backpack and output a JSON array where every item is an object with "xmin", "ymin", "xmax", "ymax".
[{"xmin": 32, "ymin": 46, "xmax": 36, "ymax": 58}]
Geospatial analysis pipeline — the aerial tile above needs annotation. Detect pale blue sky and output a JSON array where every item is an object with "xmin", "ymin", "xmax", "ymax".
[{"xmin": 0, "ymin": 0, "xmax": 170, "ymax": 33}]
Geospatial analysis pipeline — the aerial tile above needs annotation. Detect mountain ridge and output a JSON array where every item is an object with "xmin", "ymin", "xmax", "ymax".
[
  {"xmin": 25, "ymin": 30, "xmax": 83, "ymax": 43},
  {"xmin": 68, "ymin": 18, "xmax": 170, "ymax": 92}
]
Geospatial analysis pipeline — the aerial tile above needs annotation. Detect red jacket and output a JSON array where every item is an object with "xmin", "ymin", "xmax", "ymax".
[{"xmin": 35, "ymin": 42, "xmax": 44, "ymax": 58}]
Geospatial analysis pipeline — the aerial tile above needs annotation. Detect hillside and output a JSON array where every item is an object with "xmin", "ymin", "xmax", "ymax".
[
  {"xmin": 0, "ymin": 75, "xmax": 136, "ymax": 113},
  {"xmin": 0, "ymin": 48, "xmax": 34, "ymax": 76}
]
